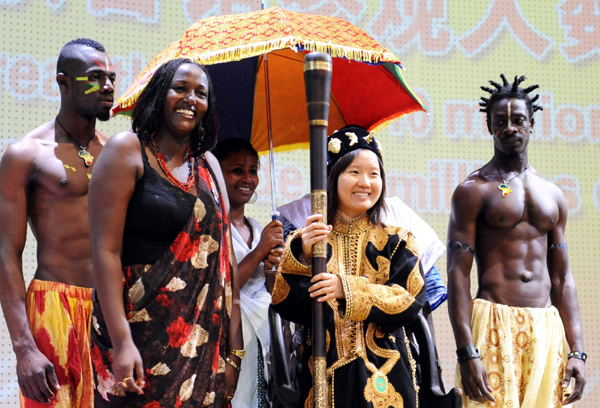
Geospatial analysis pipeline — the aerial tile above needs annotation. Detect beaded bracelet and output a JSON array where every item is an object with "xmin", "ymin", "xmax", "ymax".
[
  {"xmin": 568, "ymin": 351, "xmax": 587, "ymax": 362},
  {"xmin": 456, "ymin": 344, "xmax": 480, "ymax": 363},
  {"xmin": 225, "ymin": 356, "xmax": 241, "ymax": 371}
]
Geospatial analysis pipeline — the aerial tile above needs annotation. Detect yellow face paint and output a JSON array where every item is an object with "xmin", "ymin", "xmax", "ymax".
[
  {"xmin": 85, "ymin": 85, "xmax": 101, "ymax": 94},
  {"xmin": 76, "ymin": 76, "xmax": 89, "ymax": 81}
]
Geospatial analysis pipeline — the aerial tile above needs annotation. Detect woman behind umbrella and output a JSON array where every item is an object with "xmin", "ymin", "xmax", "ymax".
[
  {"xmin": 88, "ymin": 58, "xmax": 242, "ymax": 407},
  {"xmin": 271, "ymin": 126, "xmax": 426, "ymax": 408},
  {"xmin": 212, "ymin": 138, "xmax": 284, "ymax": 408}
]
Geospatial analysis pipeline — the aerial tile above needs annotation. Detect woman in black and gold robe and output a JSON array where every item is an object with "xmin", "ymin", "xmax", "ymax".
[{"xmin": 271, "ymin": 125, "xmax": 426, "ymax": 408}]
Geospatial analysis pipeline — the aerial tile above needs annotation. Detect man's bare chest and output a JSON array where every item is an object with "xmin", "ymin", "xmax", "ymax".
[
  {"xmin": 32, "ymin": 144, "xmax": 96, "ymax": 199},
  {"xmin": 482, "ymin": 178, "xmax": 559, "ymax": 233}
]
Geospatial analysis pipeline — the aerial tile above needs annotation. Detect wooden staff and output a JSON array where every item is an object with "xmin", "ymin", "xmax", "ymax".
[{"xmin": 303, "ymin": 52, "xmax": 332, "ymax": 408}]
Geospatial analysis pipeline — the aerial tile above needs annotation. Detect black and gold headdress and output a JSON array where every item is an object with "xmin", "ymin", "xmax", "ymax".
[{"xmin": 326, "ymin": 125, "xmax": 383, "ymax": 169}]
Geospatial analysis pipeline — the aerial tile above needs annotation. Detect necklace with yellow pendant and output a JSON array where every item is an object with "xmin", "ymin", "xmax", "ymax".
[
  {"xmin": 56, "ymin": 117, "xmax": 95, "ymax": 167},
  {"xmin": 493, "ymin": 161, "xmax": 528, "ymax": 197}
]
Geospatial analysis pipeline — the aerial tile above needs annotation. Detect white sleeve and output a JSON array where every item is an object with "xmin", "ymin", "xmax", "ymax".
[
  {"xmin": 382, "ymin": 197, "xmax": 445, "ymax": 274},
  {"xmin": 204, "ymin": 150, "xmax": 230, "ymax": 215}
]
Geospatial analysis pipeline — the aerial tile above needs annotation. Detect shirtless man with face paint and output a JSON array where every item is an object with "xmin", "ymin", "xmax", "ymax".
[
  {"xmin": 0, "ymin": 38, "xmax": 115, "ymax": 407},
  {"xmin": 447, "ymin": 75, "xmax": 586, "ymax": 407}
]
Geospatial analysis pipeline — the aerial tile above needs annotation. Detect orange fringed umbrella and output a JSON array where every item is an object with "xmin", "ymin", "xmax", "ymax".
[{"xmin": 112, "ymin": 7, "xmax": 426, "ymax": 154}]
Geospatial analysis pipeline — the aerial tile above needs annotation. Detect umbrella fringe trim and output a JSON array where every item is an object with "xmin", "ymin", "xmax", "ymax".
[
  {"xmin": 114, "ymin": 39, "xmax": 399, "ymax": 114},
  {"xmin": 181, "ymin": 37, "xmax": 398, "ymax": 66}
]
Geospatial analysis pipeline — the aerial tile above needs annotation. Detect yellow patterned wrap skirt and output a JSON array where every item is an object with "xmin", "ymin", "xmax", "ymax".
[
  {"xmin": 458, "ymin": 299, "xmax": 569, "ymax": 408},
  {"xmin": 20, "ymin": 279, "xmax": 94, "ymax": 408}
]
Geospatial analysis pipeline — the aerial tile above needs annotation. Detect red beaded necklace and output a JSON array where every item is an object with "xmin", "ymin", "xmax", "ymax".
[{"xmin": 150, "ymin": 134, "xmax": 195, "ymax": 193}]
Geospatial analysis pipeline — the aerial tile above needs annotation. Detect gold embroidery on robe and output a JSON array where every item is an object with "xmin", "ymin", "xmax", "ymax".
[
  {"xmin": 279, "ymin": 229, "xmax": 313, "ymax": 277},
  {"xmin": 273, "ymin": 212, "xmax": 425, "ymax": 408},
  {"xmin": 272, "ymin": 229, "xmax": 310, "ymax": 304}
]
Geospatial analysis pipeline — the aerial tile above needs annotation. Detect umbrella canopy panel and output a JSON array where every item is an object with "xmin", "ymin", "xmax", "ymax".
[
  {"xmin": 209, "ymin": 48, "xmax": 424, "ymax": 154},
  {"xmin": 206, "ymin": 57, "xmax": 258, "ymax": 145}
]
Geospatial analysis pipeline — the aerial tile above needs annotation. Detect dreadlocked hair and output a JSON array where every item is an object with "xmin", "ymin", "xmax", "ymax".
[
  {"xmin": 131, "ymin": 58, "xmax": 219, "ymax": 157},
  {"xmin": 479, "ymin": 74, "xmax": 543, "ymax": 122}
]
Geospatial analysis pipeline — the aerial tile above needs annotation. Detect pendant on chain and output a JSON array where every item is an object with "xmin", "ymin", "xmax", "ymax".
[
  {"xmin": 56, "ymin": 117, "xmax": 94, "ymax": 167},
  {"xmin": 498, "ymin": 181, "xmax": 512, "ymax": 197},
  {"xmin": 493, "ymin": 162, "xmax": 528, "ymax": 198},
  {"xmin": 78, "ymin": 148, "xmax": 94, "ymax": 167}
]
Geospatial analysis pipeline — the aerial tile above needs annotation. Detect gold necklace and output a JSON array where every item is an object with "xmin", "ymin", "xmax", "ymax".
[{"xmin": 56, "ymin": 117, "xmax": 95, "ymax": 167}]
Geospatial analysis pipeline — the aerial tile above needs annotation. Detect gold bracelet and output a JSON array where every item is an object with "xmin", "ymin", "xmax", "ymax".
[
  {"xmin": 228, "ymin": 348, "xmax": 246, "ymax": 359},
  {"xmin": 225, "ymin": 356, "xmax": 241, "ymax": 371}
]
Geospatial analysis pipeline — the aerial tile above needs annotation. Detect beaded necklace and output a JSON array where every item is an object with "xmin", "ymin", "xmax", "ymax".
[{"xmin": 150, "ymin": 134, "xmax": 195, "ymax": 193}]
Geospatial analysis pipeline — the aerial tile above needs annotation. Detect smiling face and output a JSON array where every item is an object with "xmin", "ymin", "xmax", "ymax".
[
  {"xmin": 162, "ymin": 63, "xmax": 209, "ymax": 139},
  {"xmin": 488, "ymin": 98, "xmax": 534, "ymax": 157},
  {"xmin": 336, "ymin": 149, "xmax": 383, "ymax": 220},
  {"xmin": 220, "ymin": 150, "xmax": 259, "ymax": 208},
  {"xmin": 67, "ymin": 46, "xmax": 116, "ymax": 121}
]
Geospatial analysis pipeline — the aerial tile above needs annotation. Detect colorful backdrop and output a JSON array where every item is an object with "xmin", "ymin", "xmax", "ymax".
[{"xmin": 1, "ymin": 0, "xmax": 598, "ymax": 406}]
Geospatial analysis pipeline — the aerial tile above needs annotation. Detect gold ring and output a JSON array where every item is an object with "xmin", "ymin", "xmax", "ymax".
[
  {"xmin": 226, "ymin": 395, "xmax": 234, "ymax": 399},
  {"xmin": 119, "ymin": 377, "xmax": 133, "ymax": 386}
]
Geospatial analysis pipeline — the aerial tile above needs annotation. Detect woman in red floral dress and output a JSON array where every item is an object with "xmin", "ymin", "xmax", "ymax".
[{"xmin": 88, "ymin": 59, "xmax": 243, "ymax": 407}]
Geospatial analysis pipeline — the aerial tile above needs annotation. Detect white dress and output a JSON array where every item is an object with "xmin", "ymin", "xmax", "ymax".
[{"xmin": 231, "ymin": 217, "xmax": 271, "ymax": 408}]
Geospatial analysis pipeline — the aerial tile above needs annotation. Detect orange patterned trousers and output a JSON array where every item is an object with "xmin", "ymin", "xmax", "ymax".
[{"xmin": 19, "ymin": 279, "xmax": 93, "ymax": 408}]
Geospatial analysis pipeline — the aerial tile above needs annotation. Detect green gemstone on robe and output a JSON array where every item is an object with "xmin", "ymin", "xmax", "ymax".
[{"xmin": 375, "ymin": 376, "xmax": 386, "ymax": 393}]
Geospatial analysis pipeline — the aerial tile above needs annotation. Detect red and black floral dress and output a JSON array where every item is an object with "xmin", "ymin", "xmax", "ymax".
[{"xmin": 91, "ymin": 152, "xmax": 232, "ymax": 408}]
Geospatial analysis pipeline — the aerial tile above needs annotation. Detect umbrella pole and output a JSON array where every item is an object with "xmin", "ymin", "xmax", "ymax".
[
  {"xmin": 263, "ymin": 53, "xmax": 279, "ymax": 218},
  {"xmin": 262, "ymin": 0, "xmax": 278, "ymax": 219},
  {"xmin": 303, "ymin": 52, "xmax": 332, "ymax": 408}
]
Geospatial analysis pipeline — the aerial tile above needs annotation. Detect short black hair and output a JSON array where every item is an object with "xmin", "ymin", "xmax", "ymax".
[
  {"xmin": 57, "ymin": 38, "xmax": 106, "ymax": 75},
  {"xmin": 480, "ymin": 74, "xmax": 543, "ymax": 123},
  {"xmin": 327, "ymin": 148, "xmax": 387, "ymax": 225},
  {"xmin": 212, "ymin": 138, "xmax": 259, "ymax": 168},
  {"xmin": 131, "ymin": 58, "xmax": 219, "ymax": 157}
]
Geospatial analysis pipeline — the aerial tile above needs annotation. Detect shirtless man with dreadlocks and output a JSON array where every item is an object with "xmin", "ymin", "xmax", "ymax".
[{"xmin": 447, "ymin": 74, "xmax": 586, "ymax": 407}]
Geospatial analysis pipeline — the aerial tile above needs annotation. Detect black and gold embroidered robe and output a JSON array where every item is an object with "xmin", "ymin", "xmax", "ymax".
[{"xmin": 271, "ymin": 214, "xmax": 425, "ymax": 408}]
